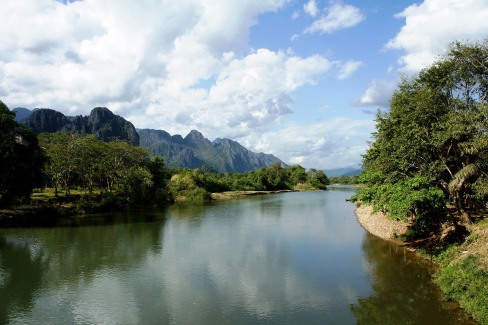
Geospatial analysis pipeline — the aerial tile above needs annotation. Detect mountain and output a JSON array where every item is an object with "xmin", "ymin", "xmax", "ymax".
[
  {"xmin": 16, "ymin": 105, "xmax": 284, "ymax": 173},
  {"xmin": 12, "ymin": 107, "xmax": 32, "ymax": 122},
  {"xmin": 325, "ymin": 167, "xmax": 362, "ymax": 177},
  {"xmin": 138, "ymin": 128, "xmax": 284, "ymax": 173},
  {"xmin": 21, "ymin": 107, "xmax": 139, "ymax": 146}
]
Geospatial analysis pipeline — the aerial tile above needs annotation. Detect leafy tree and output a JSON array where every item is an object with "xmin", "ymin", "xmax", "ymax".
[
  {"xmin": 286, "ymin": 165, "xmax": 307, "ymax": 187},
  {"xmin": 0, "ymin": 101, "xmax": 46, "ymax": 207},
  {"xmin": 355, "ymin": 39, "xmax": 488, "ymax": 233},
  {"xmin": 39, "ymin": 132, "xmax": 96, "ymax": 195},
  {"xmin": 306, "ymin": 169, "xmax": 329, "ymax": 190},
  {"xmin": 102, "ymin": 141, "xmax": 148, "ymax": 191}
]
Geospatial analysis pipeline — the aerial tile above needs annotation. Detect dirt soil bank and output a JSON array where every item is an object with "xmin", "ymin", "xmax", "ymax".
[{"xmin": 355, "ymin": 204, "xmax": 409, "ymax": 241}]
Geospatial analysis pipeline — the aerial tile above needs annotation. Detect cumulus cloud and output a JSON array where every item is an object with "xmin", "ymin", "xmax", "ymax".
[
  {"xmin": 304, "ymin": 1, "xmax": 364, "ymax": 34},
  {"xmin": 0, "ymin": 0, "xmax": 340, "ymax": 139},
  {"xmin": 0, "ymin": 0, "xmax": 290, "ymax": 112},
  {"xmin": 386, "ymin": 0, "xmax": 488, "ymax": 72},
  {"xmin": 0, "ymin": 0, "xmax": 374, "ymax": 169},
  {"xmin": 353, "ymin": 79, "xmax": 397, "ymax": 108},
  {"xmin": 239, "ymin": 117, "xmax": 375, "ymax": 169}
]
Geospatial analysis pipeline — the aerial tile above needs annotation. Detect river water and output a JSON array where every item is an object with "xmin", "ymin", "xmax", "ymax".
[{"xmin": 0, "ymin": 188, "xmax": 475, "ymax": 324}]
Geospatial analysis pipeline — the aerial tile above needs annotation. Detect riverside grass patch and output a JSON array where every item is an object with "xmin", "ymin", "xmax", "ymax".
[
  {"xmin": 434, "ymin": 254, "xmax": 488, "ymax": 324},
  {"xmin": 430, "ymin": 219, "xmax": 488, "ymax": 325}
]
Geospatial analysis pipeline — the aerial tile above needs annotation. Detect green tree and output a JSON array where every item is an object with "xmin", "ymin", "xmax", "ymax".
[
  {"xmin": 286, "ymin": 165, "xmax": 307, "ymax": 187},
  {"xmin": 0, "ymin": 101, "xmax": 46, "ymax": 207},
  {"xmin": 39, "ymin": 132, "xmax": 92, "ymax": 196},
  {"xmin": 102, "ymin": 141, "xmax": 149, "ymax": 191},
  {"xmin": 355, "ymin": 39, "xmax": 488, "ymax": 232},
  {"xmin": 306, "ymin": 169, "xmax": 329, "ymax": 190}
]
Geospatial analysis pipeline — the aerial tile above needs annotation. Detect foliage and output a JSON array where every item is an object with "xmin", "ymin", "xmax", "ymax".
[
  {"xmin": 38, "ymin": 132, "xmax": 166, "ymax": 206},
  {"xmin": 164, "ymin": 164, "xmax": 330, "ymax": 201},
  {"xmin": 329, "ymin": 175, "xmax": 360, "ymax": 184},
  {"xmin": 0, "ymin": 100, "xmax": 46, "ymax": 207},
  {"xmin": 353, "ymin": 176, "xmax": 445, "ymax": 237},
  {"xmin": 425, "ymin": 219, "xmax": 488, "ymax": 324},
  {"xmin": 434, "ymin": 254, "xmax": 488, "ymax": 324},
  {"xmin": 355, "ymin": 39, "xmax": 488, "ymax": 233}
]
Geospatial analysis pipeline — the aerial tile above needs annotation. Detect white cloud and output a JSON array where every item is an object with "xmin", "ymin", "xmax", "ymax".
[
  {"xmin": 354, "ymin": 79, "xmax": 398, "ymax": 107},
  {"xmin": 0, "ymin": 0, "xmax": 373, "ymax": 169},
  {"xmin": 304, "ymin": 1, "xmax": 364, "ymax": 34},
  {"xmin": 386, "ymin": 0, "xmax": 488, "ymax": 72},
  {"xmin": 0, "ymin": 0, "xmax": 337, "ymax": 140},
  {"xmin": 240, "ymin": 117, "xmax": 375, "ymax": 169},
  {"xmin": 0, "ymin": 0, "xmax": 290, "ymax": 113},
  {"xmin": 337, "ymin": 60, "xmax": 362, "ymax": 80},
  {"xmin": 304, "ymin": 0, "xmax": 319, "ymax": 17},
  {"xmin": 126, "ymin": 48, "xmax": 333, "ymax": 139}
]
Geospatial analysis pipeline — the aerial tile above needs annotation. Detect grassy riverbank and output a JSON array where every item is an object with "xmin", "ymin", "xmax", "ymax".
[
  {"xmin": 355, "ymin": 204, "xmax": 488, "ymax": 324},
  {"xmin": 0, "ymin": 189, "xmax": 304, "ymax": 227}
]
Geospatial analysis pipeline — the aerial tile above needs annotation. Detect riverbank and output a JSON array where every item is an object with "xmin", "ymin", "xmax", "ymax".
[
  {"xmin": 355, "ymin": 203, "xmax": 488, "ymax": 324},
  {"xmin": 355, "ymin": 203, "xmax": 408, "ymax": 242},
  {"xmin": 0, "ymin": 189, "xmax": 300, "ymax": 227},
  {"xmin": 211, "ymin": 190, "xmax": 295, "ymax": 200}
]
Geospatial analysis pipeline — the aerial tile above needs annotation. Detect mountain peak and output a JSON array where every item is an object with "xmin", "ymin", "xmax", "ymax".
[{"xmin": 186, "ymin": 129, "xmax": 204, "ymax": 140}]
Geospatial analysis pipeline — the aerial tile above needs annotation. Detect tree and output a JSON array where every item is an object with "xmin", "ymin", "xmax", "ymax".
[
  {"xmin": 355, "ymin": 39, "xmax": 488, "ymax": 232},
  {"xmin": 102, "ymin": 141, "xmax": 149, "ymax": 191},
  {"xmin": 307, "ymin": 169, "xmax": 329, "ymax": 190},
  {"xmin": 0, "ymin": 101, "xmax": 46, "ymax": 207},
  {"xmin": 39, "ymin": 132, "xmax": 92, "ymax": 196}
]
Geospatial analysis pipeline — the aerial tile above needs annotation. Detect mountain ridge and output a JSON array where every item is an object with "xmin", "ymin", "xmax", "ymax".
[
  {"xmin": 138, "ymin": 128, "xmax": 284, "ymax": 173},
  {"xmin": 13, "ymin": 107, "xmax": 284, "ymax": 173}
]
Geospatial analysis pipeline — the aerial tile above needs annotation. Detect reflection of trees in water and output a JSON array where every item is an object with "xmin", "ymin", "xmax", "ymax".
[
  {"xmin": 0, "ymin": 213, "xmax": 166, "ymax": 323},
  {"xmin": 350, "ymin": 234, "xmax": 475, "ymax": 325},
  {"xmin": 0, "ymin": 236, "xmax": 44, "ymax": 325}
]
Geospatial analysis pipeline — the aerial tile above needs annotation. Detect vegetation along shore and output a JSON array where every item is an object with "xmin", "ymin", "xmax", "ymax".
[
  {"xmin": 0, "ymin": 97, "xmax": 330, "ymax": 226},
  {"xmin": 351, "ymin": 40, "xmax": 488, "ymax": 324}
]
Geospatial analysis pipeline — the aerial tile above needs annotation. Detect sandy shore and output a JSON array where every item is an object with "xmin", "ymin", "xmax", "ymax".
[{"xmin": 355, "ymin": 204, "xmax": 409, "ymax": 241}]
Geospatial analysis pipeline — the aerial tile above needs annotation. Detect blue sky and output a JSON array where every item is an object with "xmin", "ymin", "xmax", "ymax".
[{"xmin": 1, "ymin": 0, "xmax": 488, "ymax": 169}]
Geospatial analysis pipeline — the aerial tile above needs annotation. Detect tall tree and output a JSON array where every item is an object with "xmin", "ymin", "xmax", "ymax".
[
  {"xmin": 0, "ymin": 101, "xmax": 46, "ymax": 207},
  {"xmin": 355, "ymin": 40, "xmax": 488, "ymax": 230}
]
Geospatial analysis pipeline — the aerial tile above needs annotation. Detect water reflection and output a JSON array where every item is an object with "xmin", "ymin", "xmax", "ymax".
[
  {"xmin": 0, "ymin": 211, "xmax": 166, "ymax": 324},
  {"xmin": 351, "ymin": 234, "xmax": 476, "ymax": 325},
  {"xmin": 0, "ymin": 191, "xmax": 476, "ymax": 324}
]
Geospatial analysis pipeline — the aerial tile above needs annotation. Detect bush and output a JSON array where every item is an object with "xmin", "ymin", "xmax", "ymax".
[{"xmin": 434, "ymin": 255, "xmax": 488, "ymax": 324}]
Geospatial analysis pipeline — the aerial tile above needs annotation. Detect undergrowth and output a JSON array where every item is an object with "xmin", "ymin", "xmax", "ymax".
[{"xmin": 425, "ymin": 219, "xmax": 488, "ymax": 324}]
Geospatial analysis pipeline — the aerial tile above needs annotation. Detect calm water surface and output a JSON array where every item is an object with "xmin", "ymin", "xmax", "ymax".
[{"xmin": 0, "ymin": 188, "xmax": 475, "ymax": 324}]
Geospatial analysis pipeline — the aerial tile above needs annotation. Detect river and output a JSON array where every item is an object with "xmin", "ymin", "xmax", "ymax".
[{"xmin": 0, "ymin": 188, "xmax": 475, "ymax": 324}]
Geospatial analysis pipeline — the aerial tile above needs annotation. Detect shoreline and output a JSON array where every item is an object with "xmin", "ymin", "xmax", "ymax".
[
  {"xmin": 355, "ymin": 203, "xmax": 409, "ymax": 243},
  {"xmin": 210, "ymin": 189, "xmax": 295, "ymax": 200},
  {"xmin": 355, "ymin": 202, "xmax": 488, "ymax": 324}
]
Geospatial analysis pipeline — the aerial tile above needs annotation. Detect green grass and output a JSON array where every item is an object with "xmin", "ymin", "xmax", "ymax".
[
  {"xmin": 426, "ymin": 220, "xmax": 488, "ymax": 324},
  {"xmin": 434, "ymin": 254, "xmax": 488, "ymax": 324}
]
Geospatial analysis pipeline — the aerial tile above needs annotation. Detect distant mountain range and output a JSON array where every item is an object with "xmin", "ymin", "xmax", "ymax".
[
  {"xmin": 138, "ymin": 129, "xmax": 283, "ymax": 173},
  {"xmin": 324, "ymin": 167, "xmax": 362, "ymax": 177},
  {"xmin": 13, "ymin": 107, "xmax": 283, "ymax": 173}
]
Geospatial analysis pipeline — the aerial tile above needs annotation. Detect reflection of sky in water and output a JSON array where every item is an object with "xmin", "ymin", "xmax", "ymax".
[{"xmin": 0, "ymin": 190, "xmax": 474, "ymax": 324}]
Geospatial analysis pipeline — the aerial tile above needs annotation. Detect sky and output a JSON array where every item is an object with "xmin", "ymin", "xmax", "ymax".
[{"xmin": 1, "ymin": 0, "xmax": 488, "ymax": 170}]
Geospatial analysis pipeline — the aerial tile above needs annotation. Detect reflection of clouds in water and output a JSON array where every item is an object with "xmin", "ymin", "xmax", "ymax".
[
  {"xmin": 153, "ymin": 192, "xmax": 363, "ymax": 322},
  {"xmin": 158, "ymin": 221, "xmax": 334, "ymax": 321},
  {"xmin": 73, "ymin": 273, "xmax": 139, "ymax": 325},
  {"xmin": 1, "ymin": 190, "xmax": 374, "ymax": 324}
]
